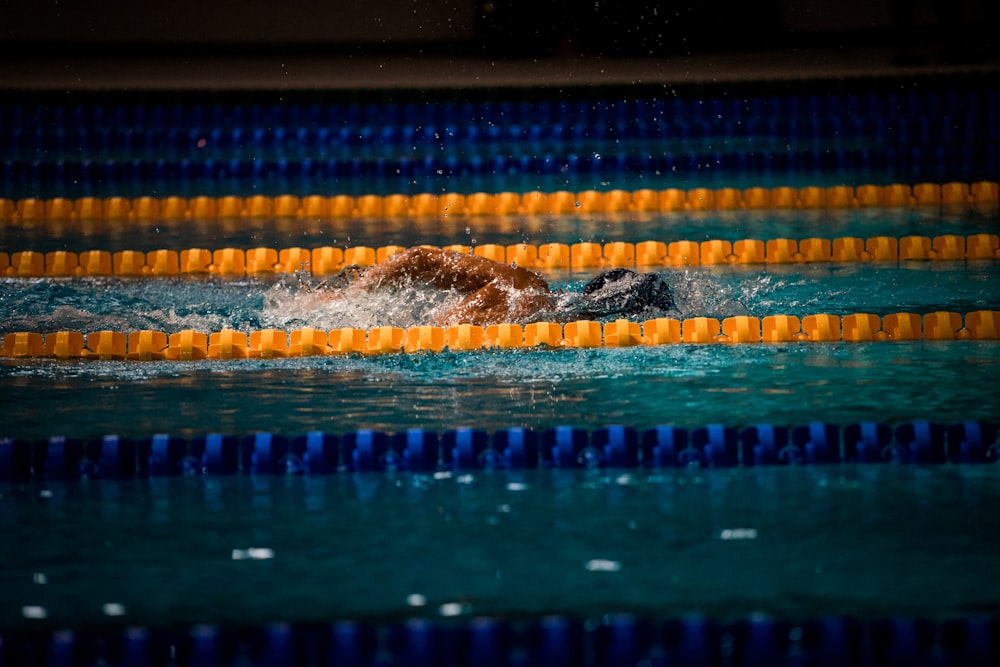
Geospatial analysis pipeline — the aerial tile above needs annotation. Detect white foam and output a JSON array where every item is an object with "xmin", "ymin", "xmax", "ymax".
[
  {"xmin": 260, "ymin": 282, "xmax": 465, "ymax": 330},
  {"xmin": 669, "ymin": 270, "xmax": 754, "ymax": 319}
]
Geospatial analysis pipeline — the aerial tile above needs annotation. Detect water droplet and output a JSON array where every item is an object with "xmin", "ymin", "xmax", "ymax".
[
  {"xmin": 102, "ymin": 603, "xmax": 127, "ymax": 617},
  {"xmin": 574, "ymin": 201, "xmax": 581, "ymax": 208},
  {"xmin": 232, "ymin": 547, "xmax": 275, "ymax": 560},
  {"xmin": 439, "ymin": 602, "xmax": 469, "ymax": 617},
  {"xmin": 21, "ymin": 606, "xmax": 47, "ymax": 619},
  {"xmin": 584, "ymin": 559, "xmax": 622, "ymax": 572},
  {"xmin": 719, "ymin": 528, "xmax": 757, "ymax": 540}
]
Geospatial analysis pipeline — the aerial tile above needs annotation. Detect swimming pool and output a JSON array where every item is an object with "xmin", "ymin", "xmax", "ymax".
[
  {"xmin": 1, "ymin": 255, "xmax": 999, "ymax": 440},
  {"xmin": 2, "ymin": 77, "xmax": 999, "ymax": 665}
]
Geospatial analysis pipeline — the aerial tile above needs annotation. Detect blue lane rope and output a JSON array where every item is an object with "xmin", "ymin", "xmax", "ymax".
[
  {"xmin": 3, "ymin": 90, "xmax": 996, "ymax": 151},
  {"xmin": 3, "ymin": 87, "xmax": 997, "ymax": 198},
  {"xmin": 1, "ymin": 612, "xmax": 997, "ymax": 667},
  {"xmin": 2, "ymin": 420, "xmax": 996, "ymax": 482}
]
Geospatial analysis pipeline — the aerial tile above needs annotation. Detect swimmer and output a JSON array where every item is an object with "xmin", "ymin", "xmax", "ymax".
[{"xmin": 323, "ymin": 246, "xmax": 673, "ymax": 326}]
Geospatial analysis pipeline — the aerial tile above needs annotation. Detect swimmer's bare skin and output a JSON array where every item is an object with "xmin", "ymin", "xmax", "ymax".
[{"xmin": 351, "ymin": 247, "xmax": 554, "ymax": 325}]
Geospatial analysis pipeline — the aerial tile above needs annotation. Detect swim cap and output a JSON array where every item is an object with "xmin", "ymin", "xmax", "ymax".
[{"xmin": 580, "ymin": 269, "xmax": 674, "ymax": 318}]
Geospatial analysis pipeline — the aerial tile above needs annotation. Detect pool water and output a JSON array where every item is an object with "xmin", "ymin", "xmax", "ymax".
[
  {"xmin": 3, "ymin": 206, "xmax": 998, "ymax": 254},
  {"xmin": 2, "ymin": 337, "xmax": 999, "ymax": 442},
  {"xmin": 2, "ymin": 80, "xmax": 999, "ymax": 664},
  {"xmin": 3, "ymin": 466, "xmax": 999, "ymax": 632},
  {"xmin": 1, "ymin": 256, "xmax": 998, "ymax": 439}
]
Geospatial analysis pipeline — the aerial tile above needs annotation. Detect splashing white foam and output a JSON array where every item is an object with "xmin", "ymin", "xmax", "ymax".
[
  {"xmin": 668, "ymin": 270, "xmax": 754, "ymax": 319},
  {"xmin": 257, "ymin": 270, "xmax": 777, "ymax": 330},
  {"xmin": 259, "ymin": 282, "xmax": 467, "ymax": 330}
]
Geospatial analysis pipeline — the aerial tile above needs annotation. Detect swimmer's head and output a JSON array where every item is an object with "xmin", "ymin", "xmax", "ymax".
[{"xmin": 579, "ymin": 269, "xmax": 674, "ymax": 319}]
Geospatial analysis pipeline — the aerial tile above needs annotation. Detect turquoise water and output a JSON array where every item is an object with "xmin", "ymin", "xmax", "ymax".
[
  {"xmin": 3, "ymin": 466, "xmax": 999, "ymax": 632},
  {"xmin": 2, "ymin": 192, "xmax": 999, "ymax": 656},
  {"xmin": 2, "ymin": 207, "xmax": 998, "ymax": 254},
  {"xmin": 3, "ymin": 86, "xmax": 999, "ymax": 666},
  {"xmin": 2, "ymin": 342, "xmax": 999, "ymax": 441},
  {"xmin": 1, "ymin": 259, "xmax": 998, "ymax": 440}
]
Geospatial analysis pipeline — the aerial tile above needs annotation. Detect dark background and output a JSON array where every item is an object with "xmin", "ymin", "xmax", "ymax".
[{"xmin": 0, "ymin": 0, "xmax": 995, "ymax": 60}]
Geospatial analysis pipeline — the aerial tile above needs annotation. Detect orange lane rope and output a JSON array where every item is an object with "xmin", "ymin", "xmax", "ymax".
[
  {"xmin": 2, "ymin": 311, "xmax": 998, "ymax": 360},
  {"xmin": 2, "ymin": 182, "xmax": 997, "ymax": 224},
  {"xmin": 3, "ymin": 233, "xmax": 999, "ymax": 278}
]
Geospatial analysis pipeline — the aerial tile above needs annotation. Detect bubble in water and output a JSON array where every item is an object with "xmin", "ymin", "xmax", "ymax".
[{"xmin": 574, "ymin": 201, "xmax": 581, "ymax": 208}]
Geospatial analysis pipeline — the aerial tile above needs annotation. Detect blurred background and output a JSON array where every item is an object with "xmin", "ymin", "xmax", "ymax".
[{"xmin": 1, "ymin": 0, "xmax": 996, "ymax": 63}]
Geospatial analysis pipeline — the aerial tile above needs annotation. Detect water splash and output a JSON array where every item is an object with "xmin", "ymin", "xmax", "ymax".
[
  {"xmin": 4, "ymin": 265, "xmax": 989, "ymax": 339},
  {"xmin": 259, "ymin": 279, "xmax": 466, "ymax": 330}
]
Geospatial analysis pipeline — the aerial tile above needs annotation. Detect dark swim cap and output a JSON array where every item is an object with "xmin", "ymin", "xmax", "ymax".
[{"xmin": 580, "ymin": 269, "xmax": 674, "ymax": 318}]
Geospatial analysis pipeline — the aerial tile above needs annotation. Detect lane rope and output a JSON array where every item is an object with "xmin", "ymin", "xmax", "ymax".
[
  {"xmin": 3, "ymin": 232, "xmax": 999, "ymax": 278},
  {"xmin": 2, "ymin": 181, "xmax": 997, "ymax": 224},
  {"xmin": 2, "ymin": 421, "xmax": 997, "ymax": 476},
  {"xmin": 2, "ymin": 311, "xmax": 998, "ymax": 360},
  {"xmin": 1, "ymin": 609, "xmax": 998, "ymax": 666}
]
